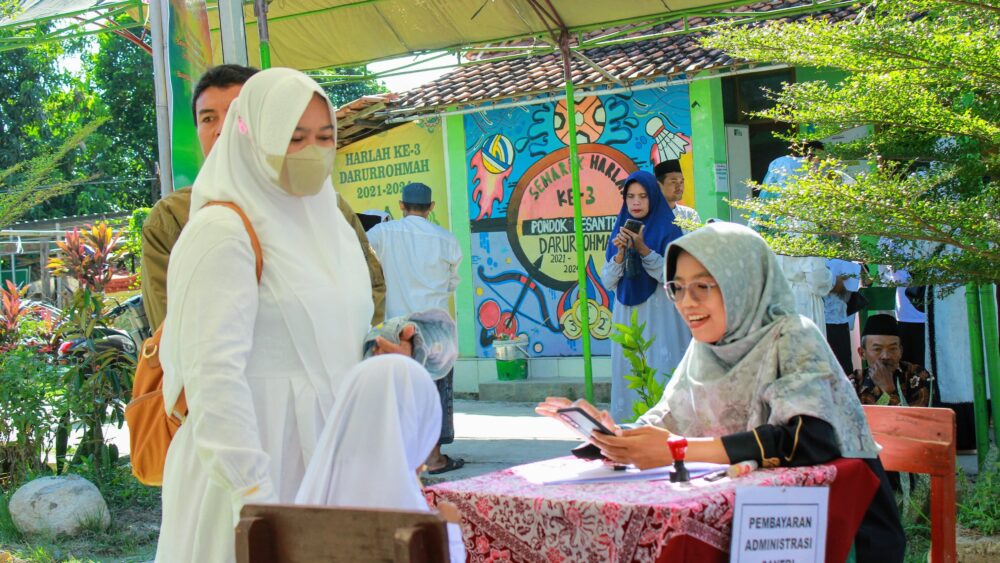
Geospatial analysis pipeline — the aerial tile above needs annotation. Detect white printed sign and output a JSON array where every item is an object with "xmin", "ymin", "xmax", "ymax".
[
  {"xmin": 714, "ymin": 163, "xmax": 730, "ymax": 193},
  {"xmin": 730, "ymin": 486, "xmax": 829, "ymax": 563}
]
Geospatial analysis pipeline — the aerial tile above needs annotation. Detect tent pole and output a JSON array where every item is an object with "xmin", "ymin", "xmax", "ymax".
[
  {"xmin": 218, "ymin": 0, "xmax": 249, "ymax": 65},
  {"xmin": 978, "ymin": 284, "xmax": 1000, "ymax": 446},
  {"xmin": 253, "ymin": 0, "xmax": 271, "ymax": 69},
  {"xmin": 966, "ymin": 283, "xmax": 990, "ymax": 468},
  {"xmin": 150, "ymin": 0, "xmax": 174, "ymax": 199},
  {"xmin": 559, "ymin": 42, "xmax": 594, "ymax": 403}
]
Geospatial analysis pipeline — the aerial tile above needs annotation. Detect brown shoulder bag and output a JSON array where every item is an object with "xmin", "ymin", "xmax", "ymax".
[{"xmin": 125, "ymin": 201, "xmax": 263, "ymax": 486}]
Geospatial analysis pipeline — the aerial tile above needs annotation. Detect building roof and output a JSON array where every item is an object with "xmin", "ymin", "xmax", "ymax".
[
  {"xmin": 5, "ymin": 211, "xmax": 132, "ymax": 234},
  {"xmin": 388, "ymin": 0, "xmax": 857, "ymax": 114},
  {"xmin": 335, "ymin": 93, "xmax": 400, "ymax": 147}
]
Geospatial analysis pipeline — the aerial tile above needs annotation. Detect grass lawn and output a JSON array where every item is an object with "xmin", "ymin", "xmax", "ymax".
[{"xmin": 0, "ymin": 461, "xmax": 160, "ymax": 563}]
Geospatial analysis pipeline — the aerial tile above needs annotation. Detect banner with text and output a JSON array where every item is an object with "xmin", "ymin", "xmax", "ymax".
[
  {"xmin": 336, "ymin": 120, "xmax": 448, "ymax": 228},
  {"xmin": 467, "ymin": 85, "xmax": 693, "ymax": 357},
  {"xmin": 167, "ymin": 0, "xmax": 212, "ymax": 190}
]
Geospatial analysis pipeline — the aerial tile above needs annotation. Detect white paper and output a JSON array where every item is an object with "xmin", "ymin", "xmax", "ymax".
[
  {"xmin": 513, "ymin": 457, "xmax": 728, "ymax": 486},
  {"xmin": 730, "ymin": 486, "xmax": 829, "ymax": 563},
  {"xmin": 714, "ymin": 163, "xmax": 729, "ymax": 193}
]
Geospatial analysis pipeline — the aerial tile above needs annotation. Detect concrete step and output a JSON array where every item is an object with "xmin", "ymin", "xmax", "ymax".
[{"xmin": 478, "ymin": 377, "xmax": 611, "ymax": 403}]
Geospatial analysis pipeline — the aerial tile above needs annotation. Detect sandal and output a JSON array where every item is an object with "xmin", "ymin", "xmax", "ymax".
[{"xmin": 426, "ymin": 455, "xmax": 465, "ymax": 475}]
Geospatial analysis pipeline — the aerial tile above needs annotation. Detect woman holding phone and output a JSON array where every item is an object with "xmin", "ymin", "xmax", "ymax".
[
  {"xmin": 542, "ymin": 222, "xmax": 905, "ymax": 561},
  {"xmin": 601, "ymin": 170, "xmax": 686, "ymax": 421}
]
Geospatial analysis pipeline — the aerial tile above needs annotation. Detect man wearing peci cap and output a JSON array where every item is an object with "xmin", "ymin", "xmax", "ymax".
[
  {"xmin": 848, "ymin": 314, "xmax": 933, "ymax": 407},
  {"xmin": 367, "ymin": 182, "xmax": 464, "ymax": 474},
  {"xmin": 654, "ymin": 160, "xmax": 701, "ymax": 232}
]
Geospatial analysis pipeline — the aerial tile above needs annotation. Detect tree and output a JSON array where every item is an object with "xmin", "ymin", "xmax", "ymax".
[
  {"xmin": 0, "ymin": 118, "xmax": 107, "ymax": 229},
  {"xmin": 77, "ymin": 29, "xmax": 157, "ymax": 212},
  {"xmin": 703, "ymin": 0, "xmax": 999, "ymax": 286},
  {"xmin": 28, "ymin": 28, "xmax": 157, "ymax": 219},
  {"xmin": 317, "ymin": 66, "xmax": 389, "ymax": 107},
  {"xmin": 0, "ymin": 29, "xmax": 75, "ymax": 172}
]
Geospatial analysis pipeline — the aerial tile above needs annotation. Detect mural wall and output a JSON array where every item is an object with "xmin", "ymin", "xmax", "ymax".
[{"xmin": 466, "ymin": 84, "xmax": 693, "ymax": 358}]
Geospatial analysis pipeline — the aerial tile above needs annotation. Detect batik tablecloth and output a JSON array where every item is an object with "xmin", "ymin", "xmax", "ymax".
[{"xmin": 426, "ymin": 457, "xmax": 878, "ymax": 563}]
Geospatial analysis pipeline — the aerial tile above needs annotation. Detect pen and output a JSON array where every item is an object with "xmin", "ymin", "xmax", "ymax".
[{"xmin": 704, "ymin": 469, "xmax": 727, "ymax": 482}]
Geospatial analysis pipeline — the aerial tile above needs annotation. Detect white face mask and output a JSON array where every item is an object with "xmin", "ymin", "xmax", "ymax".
[{"xmin": 276, "ymin": 144, "xmax": 334, "ymax": 197}]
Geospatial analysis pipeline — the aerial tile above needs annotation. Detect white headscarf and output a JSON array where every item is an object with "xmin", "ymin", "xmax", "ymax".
[
  {"xmin": 295, "ymin": 355, "xmax": 441, "ymax": 509},
  {"xmin": 179, "ymin": 67, "xmax": 373, "ymax": 414},
  {"xmin": 296, "ymin": 356, "xmax": 466, "ymax": 563},
  {"xmin": 642, "ymin": 222, "xmax": 878, "ymax": 458}
]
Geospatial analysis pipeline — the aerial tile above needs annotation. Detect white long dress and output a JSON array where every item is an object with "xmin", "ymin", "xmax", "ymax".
[
  {"xmin": 154, "ymin": 68, "xmax": 376, "ymax": 563},
  {"xmin": 777, "ymin": 255, "xmax": 834, "ymax": 335},
  {"xmin": 155, "ymin": 208, "xmax": 372, "ymax": 562},
  {"xmin": 601, "ymin": 251, "xmax": 690, "ymax": 422}
]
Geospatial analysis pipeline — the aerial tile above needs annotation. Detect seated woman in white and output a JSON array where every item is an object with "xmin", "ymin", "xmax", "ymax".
[{"xmin": 297, "ymin": 355, "xmax": 466, "ymax": 563}]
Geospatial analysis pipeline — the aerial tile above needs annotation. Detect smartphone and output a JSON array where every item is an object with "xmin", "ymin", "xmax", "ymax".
[
  {"xmin": 623, "ymin": 218, "xmax": 643, "ymax": 233},
  {"xmin": 556, "ymin": 407, "xmax": 615, "ymax": 439}
]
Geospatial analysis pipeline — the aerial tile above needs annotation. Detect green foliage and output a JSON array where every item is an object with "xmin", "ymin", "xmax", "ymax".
[
  {"xmin": 0, "ymin": 346, "xmax": 64, "ymax": 485},
  {"xmin": 898, "ymin": 474, "xmax": 932, "ymax": 562},
  {"xmin": 0, "ymin": 118, "xmax": 108, "ymax": 229},
  {"xmin": 1, "ymin": 21, "xmax": 155, "ymax": 223},
  {"xmin": 0, "ymin": 461, "xmax": 160, "ymax": 562},
  {"xmin": 319, "ymin": 66, "xmax": 389, "ymax": 106},
  {"xmin": 125, "ymin": 207, "xmax": 150, "ymax": 286},
  {"xmin": 703, "ymin": 0, "xmax": 1000, "ymax": 286},
  {"xmin": 609, "ymin": 309, "xmax": 668, "ymax": 422},
  {"xmin": 75, "ymin": 30, "xmax": 156, "ymax": 214},
  {"xmin": 958, "ymin": 447, "xmax": 1000, "ymax": 536},
  {"xmin": 47, "ymin": 223, "xmax": 133, "ymax": 480}
]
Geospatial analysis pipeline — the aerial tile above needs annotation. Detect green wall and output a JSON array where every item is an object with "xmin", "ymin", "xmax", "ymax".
[
  {"xmin": 443, "ymin": 113, "xmax": 477, "ymax": 357},
  {"xmin": 689, "ymin": 76, "xmax": 729, "ymax": 221}
]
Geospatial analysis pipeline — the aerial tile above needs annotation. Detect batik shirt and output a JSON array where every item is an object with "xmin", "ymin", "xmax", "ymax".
[{"xmin": 849, "ymin": 361, "xmax": 933, "ymax": 407}]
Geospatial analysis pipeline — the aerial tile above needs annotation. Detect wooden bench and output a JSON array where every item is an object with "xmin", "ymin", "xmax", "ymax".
[
  {"xmin": 236, "ymin": 504, "xmax": 450, "ymax": 563},
  {"xmin": 863, "ymin": 405, "xmax": 957, "ymax": 563}
]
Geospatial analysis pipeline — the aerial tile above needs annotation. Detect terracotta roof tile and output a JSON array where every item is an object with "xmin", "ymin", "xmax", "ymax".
[{"xmin": 390, "ymin": 0, "xmax": 855, "ymax": 113}]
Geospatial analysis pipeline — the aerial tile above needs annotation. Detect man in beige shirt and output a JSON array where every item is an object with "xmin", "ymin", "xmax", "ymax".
[{"xmin": 141, "ymin": 65, "xmax": 385, "ymax": 330}]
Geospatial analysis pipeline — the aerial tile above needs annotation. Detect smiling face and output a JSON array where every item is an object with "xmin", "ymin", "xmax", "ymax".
[
  {"xmin": 672, "ymin": 250, "xmax": 727, "ymax": 343},
  {"xmin": 286, "ymin": 93, "xmax": 336, "ymax": 155},
  {"xmin": 624, "ymin": 181, "xmax": 650, "ymax": 219}
]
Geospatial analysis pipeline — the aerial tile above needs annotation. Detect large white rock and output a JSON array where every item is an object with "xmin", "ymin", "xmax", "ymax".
[{"xmin": 9, "ymin": 475, "xmax": 110, "ymax": 536}]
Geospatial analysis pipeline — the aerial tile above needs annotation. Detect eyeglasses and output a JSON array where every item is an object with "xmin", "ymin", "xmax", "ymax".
[{"xmin": 664, "ymin": 281, "xmax": 719, "ymax": 302}]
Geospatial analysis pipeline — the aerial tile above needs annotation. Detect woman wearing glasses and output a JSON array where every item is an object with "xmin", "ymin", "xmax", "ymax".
[
  {"xmin": 540, "ymin": 222, "xmax": 905, "ymax": 561},
  {"xmin": 600, "ymin": 170, "xmax": 687, "ymax": 421}
]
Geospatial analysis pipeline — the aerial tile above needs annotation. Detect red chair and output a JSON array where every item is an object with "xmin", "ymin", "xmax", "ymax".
[{"xmin": 863, "ymin": 405, "xmax": 956, "ymax": 563}]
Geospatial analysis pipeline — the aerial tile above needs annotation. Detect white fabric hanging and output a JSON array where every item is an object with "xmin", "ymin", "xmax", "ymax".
[
  {"xmin": 157, "ymin": 68, "xmax": 373, "ymax": 563},
  {"xmin": 297, "ymin": 355, "xmax": 466, "ymax": 563}
]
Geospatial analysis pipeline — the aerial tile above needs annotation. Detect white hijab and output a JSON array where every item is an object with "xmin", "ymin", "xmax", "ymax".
[
  {"xmin": 295, "ymin": 355, "xmax": 441, "ymax": 508},
  {"xmin": 170, "ymin": 68, "xmax": 373, "ymax": 415}
]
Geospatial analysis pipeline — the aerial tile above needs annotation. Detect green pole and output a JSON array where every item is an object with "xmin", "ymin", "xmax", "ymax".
[
  {"xmin": 965, "ymin": 283, "xmax": 990, "ymax": 468},
  {"xmin": 259, "ymin": 40, "xmax": 271, "ymax": 69},
  {"xmin": 254, "ymin": 0, "xmax": 271, "ymax": 69},
  {"xmin": 560, "ymin": 48, "xmax": 594, "ymax": 403},
  {"xmin": 978, "ymin": 284, "xmax": 1000, "ymax": 446}
]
